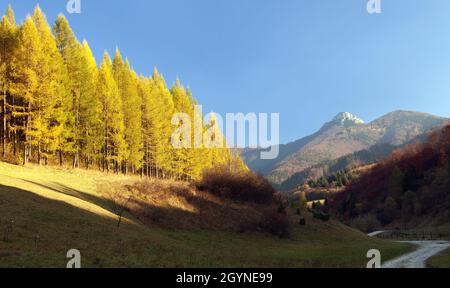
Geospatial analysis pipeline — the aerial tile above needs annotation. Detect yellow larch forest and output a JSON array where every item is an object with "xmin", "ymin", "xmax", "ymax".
[{"xmin": 0, "ymin": 5, "xmax": 246, "ymax": 181}]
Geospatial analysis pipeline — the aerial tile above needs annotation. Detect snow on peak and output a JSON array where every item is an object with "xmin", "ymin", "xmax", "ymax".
[{"xmin": 332, "ymin": 112, "xmax": 365, "ymax": 125}]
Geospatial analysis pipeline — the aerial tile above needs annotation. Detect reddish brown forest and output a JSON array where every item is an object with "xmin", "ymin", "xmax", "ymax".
[{"xmin": 330, "ymin": 123, "xmax": 450, "ymax": 226}]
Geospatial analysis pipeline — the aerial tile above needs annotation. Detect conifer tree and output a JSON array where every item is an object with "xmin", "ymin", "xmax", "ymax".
[
  {"xmin": 171, "ymin": 79, "xmax": 193, "ymax": 179},
  {"xmin": 150, "ymin": 69, "xmax": 176, "ymax": 178},
  {"xmin": 5, "ymin": 4, "xmax": 15, "ymax": 26},
  {"xmin": 79, "ymin": 41, "xmax": 103, "ymax": 168},
  {"xmin": 0, "ymin": 9, "xmax": 17, "ymax": 157},
  {"xmin": 53, "ymin": 14, "xmax": 81, "ymax": 166},
  {"xmin": 113, "ymin": 49, "xmax": 143, "ymax": 173},
  {"xmin": 31, "ymin": 6, "xmax": 68, "ymax": 164},
  {"xmin": 9, "ymin": 16, "xmax": 40, "ymax": 164},
  {"xmin": 97, "ymin": 52, "xmax": 127, "ymax": 172}
]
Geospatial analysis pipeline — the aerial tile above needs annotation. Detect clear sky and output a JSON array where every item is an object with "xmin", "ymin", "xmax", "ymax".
[{"xmin": 5, "ymin": 0, "xmax": 450, "ymax": 144}]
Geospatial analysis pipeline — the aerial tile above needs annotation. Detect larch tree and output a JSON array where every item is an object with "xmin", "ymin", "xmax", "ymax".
[
  {"xmin": 97, "ymin": 52, "xmax": 127, "ymax": 173},
  {"xmin": 113, "ymin": 49, "xmax": 143, "ymax": 173},
  {"xmin": 5, "ymin": 4, "xmax": 15, "ymax": 25},
  {"xmin": 0, "ymin": 8, "xmax": 17, "ymax": 157},
  {"xmin": 138, "ymin": 76, "xmax": 154, "ymax": 176},
  {"xmin": 9, "ymin": 16, "xmax": 40, "ymax": 165},
  {"xmin": 79, "ymin": 41, "xmax": 103, "ymax": 169},
  {"xmin": 31, "ymin": 5, "xmax": 69, "ymax": 165},
  {"xmin": 150, "ymin": 69, "xmax": 176, "ymax": 178},
  {"xmin": 53, "ymin": 14, "xmax": 82, "ymax": 166},
  {"xmin": 170, "ymin": 79, "xmax": 194, "ymax": 180}
]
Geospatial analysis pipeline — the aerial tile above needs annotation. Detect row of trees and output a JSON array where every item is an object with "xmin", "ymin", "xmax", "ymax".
[
  {"xmin": 0, "ymin": 5, "xmax": 245, "ymax": 180},
  {"xmin": 307, "ymin": 168, "xmax": 353, "ymax": 189}
]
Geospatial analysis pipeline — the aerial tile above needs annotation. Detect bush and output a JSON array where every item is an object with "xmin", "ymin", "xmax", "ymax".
[
  {"xmin": 2, "ymin": 148, "xmax": 23, "ymax": 166},
  {"xmin": 259, "ymin": 211, "xmax": 293, "ymax": 239},
  {"xmin": 313, "ymin": 211, "xmax": 330, "ymax": 222},
  {"xmin": 198, "ymin": 166, "xmax": 276, "ymax": 204}
]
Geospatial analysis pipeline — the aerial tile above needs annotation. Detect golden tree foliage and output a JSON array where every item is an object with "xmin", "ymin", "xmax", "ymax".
[{"xmin": 0, "ymin": 5, "xmax": 246, "ymax": 180}]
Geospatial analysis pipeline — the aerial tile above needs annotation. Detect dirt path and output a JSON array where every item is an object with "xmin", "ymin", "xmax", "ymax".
[{"xmin": 382, "ymin": 241, "xmax": 450, "ymax": 268}]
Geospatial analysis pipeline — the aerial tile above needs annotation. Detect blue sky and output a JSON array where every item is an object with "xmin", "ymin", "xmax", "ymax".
[{"xmin": 4, "ymin": 0, "xmax": 450, "ymax": 144}]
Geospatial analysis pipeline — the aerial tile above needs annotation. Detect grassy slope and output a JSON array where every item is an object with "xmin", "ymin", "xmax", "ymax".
[
  {"xmin": 427, "ymin": 225, "xmax": 450, "ymax": 268},
  {"xmin": 428, "ymin": 249, "xmax": 450, "ymax": 268},
  {"xmin": 0, "ymin": 161, "xmax": 411, "ymax": 268}
]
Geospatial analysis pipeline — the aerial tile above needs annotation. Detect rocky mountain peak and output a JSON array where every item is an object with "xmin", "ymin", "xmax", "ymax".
[{"xmin": 332, "ymin": 112, "xmax": 365, "ymax": 125}]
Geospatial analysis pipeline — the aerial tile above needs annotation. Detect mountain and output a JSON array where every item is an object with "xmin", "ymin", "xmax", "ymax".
[{"xmin": 241, "ymin": 111, "xmax": 448, "ymax": 186}]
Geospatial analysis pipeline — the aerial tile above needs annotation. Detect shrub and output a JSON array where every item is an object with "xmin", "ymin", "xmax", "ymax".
[
  {"xmin": 2, "ymin": 148, "xmax": 23, "ymax": 166},
  {"xmin": 277, "ymin": 202, "xmax": 287, "ymax": 214},
  {"xmin": 313, "ymin": 211, "xmax": 330, "ymax": 222},
  {"xmin": 259, "ymin": 211, "xmax": 293, "ymax": 239},
  {"xmin": 198, "ymin": 166, "xmax": 276, "ymax": 204}
]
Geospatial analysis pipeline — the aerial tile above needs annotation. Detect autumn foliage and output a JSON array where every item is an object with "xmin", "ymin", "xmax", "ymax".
[
  {"xmin": 198, "ymin": 166, "xmax": 276, "ymax": 205},
  {"xmin": 0, "ymin": 5, "xmax": 246, "ymax": 181},
  {"xmin": 331, "ymin": 124, "xmax": 450, "ymax": 226}
]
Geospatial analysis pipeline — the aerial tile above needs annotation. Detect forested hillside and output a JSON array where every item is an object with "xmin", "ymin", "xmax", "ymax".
[
  {"xmin": 330, "ymin": 123, "xmax": 450, "ymax": 227},
  {"xmin": 0, "ymin": 5, "xmax": 244, "ymax": 180},
  {"xmin": 277, "ymin": 143, "xmax": 397, "ymax": 191}
]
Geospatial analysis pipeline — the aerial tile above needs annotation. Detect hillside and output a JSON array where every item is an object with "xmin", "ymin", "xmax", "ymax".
[
  {"xmin": 329, "ymin": 124, "xmax": 450, "ymax": 228},
  {"xmin": 277, "ymin": 143, "xmax": 397, "ymax": 191},
  {"xmin": 242, "ymin": 111, "xmax": 448, "ymax": 185},
  {"xmin": 0, "ymin": 161, "xmax": 411, "ymax": 268}
]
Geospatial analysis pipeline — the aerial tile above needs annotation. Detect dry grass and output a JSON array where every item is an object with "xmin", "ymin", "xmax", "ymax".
[
  {"xmin": 98, "ymin": 179, "xmax": 266, "ymax": 232},
  {"xmin": 427, "ymin": 248, "xmax": 450, "ymax": 268},
  {"xmin": 0, "ymin": 161, "xmax": 413, "ymax": 268},
  {"xmin": 0, "ymin": 162, "xmax": 137, "ymax": 222}
]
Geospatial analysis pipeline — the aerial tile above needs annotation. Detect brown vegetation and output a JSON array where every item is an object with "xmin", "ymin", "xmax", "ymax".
[
  {"xmin": 197, "ymin": 166, "xmax": 276, "ymax": 205},
  {"xmin": 98, "ymin": 170, "xmax": 292, "ymax": 238},
  {"xmin": 330, "ymin": 123, "xmax": 450, "ymax": 228}
]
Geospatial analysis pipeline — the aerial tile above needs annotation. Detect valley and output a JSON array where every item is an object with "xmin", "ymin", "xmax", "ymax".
[{"xmin": 0, "ymin": 2, "xmax": 449, "ymax": 271}]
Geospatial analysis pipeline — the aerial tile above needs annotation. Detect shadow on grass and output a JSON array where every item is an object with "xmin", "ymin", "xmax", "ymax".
[
  {"xmin": 16, "ymin": 179, "xmax": 264, "ymax": 233},
  {"xmin": 0, "ymin": 183, "xmax": 116, "ymax": 224},
  {"xmin": 0, "ymin": 183, "xmax": 298, "ymax": 268},
  {"xmin": 0, "ymin": 183, "xmax": 177, "ymax": 267},
  {"xmin": 128, "ymin": 193, "xmax": 261, "ymax": 231},
  {"xmin": 20, "ymin": 179, "xmax": 114, "ymax": 215}
]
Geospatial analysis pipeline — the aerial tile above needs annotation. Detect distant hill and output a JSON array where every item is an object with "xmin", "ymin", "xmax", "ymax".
[
  {"xmin": 241, "ymin": 111, "xmax": 448, "ymax": 187},
  {"xmin": 276, "ymin": 143, "xmax": 397, "ymax": 191},
  {"xmin": 329, "ymin": 124, "xmax": 450, "ymax": 228}
]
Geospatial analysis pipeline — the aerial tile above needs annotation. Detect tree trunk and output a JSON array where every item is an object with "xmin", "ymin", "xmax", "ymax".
[
  {"xmin": 38, "ymin": 142, "xmax": 41, "ymax": 165},
  {"xmin": 2, "ymin": 83, "xmax": 6, "ymax": 158},
  {"xmin": 73, "ymin": 149, "xmax": 79, "ymax": 169},
  {"xmin": 23, "ymin": 108, "xmax": 29, "ymax": 165},
  {"xmin": 12, "ymin": 95, "xmax": 16, "ymax": 155}
]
